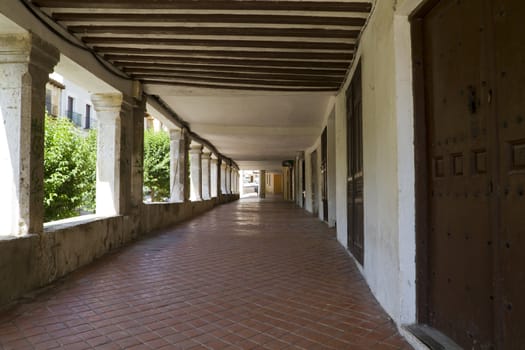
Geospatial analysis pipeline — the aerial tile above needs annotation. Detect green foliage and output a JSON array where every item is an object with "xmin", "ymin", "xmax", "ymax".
[
  {"xmin": 44, "ymin": 115, "xmax": 97, "ymax": 221},
  {"xmin": 143, "ymin": 129, "xmax": 170, "ymax": 202}
]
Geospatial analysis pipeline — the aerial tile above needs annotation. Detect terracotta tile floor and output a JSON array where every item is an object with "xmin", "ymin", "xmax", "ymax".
[{"xmin": 0, "ymin": 197, "xmax": 412, "ymax": 350}]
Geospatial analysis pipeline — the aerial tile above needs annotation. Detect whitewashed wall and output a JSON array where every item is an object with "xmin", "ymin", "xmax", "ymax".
[{"xmin": 326, "ymin": 0, "xmax": 422, "ymax": 326}]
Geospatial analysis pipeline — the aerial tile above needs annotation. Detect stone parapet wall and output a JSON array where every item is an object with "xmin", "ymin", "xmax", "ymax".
[{"xmin": 0, "ymin": 197, "xmax": 237, "ymax": 308}]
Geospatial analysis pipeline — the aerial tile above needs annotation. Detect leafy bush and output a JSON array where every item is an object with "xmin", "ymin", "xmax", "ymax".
[
  {"xmin": 143, "ymin": 129, "xmax": 170, "ymax": 202},
  {"xmin": 44, "ymin": 115, "xmax": 96, "ymax": 221}
]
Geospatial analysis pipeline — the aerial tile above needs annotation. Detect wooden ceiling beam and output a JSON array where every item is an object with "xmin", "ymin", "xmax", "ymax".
[
  {"xmin": 142, "ymin": 80, "xmax": 338, "ymax": 91},
  {"xmin": 133, "ymin": 75, "xmax": 339, "ymax": 87},
  {"xmin": 53, "ymin": 13, "xmax": 367, "ymax": 27},
  {"xmin": 83, "ymin": 37, "xmax": 355, "ymax": 51},
  {"xmin": 127, "ymin": 70, "xmax": 343, "ymax": 83},
  {"xmin": 141, "ymin": 80, "xmax": 339, "ymax": 91},
  {"xmin": 70, "ymin": 26, "xmax": 359, "ymax": 39},
  {"xmin": 34, "ymin": 1, "xmax": 372, "ymax": 13},
  {"xmin": 118, "ymin": 63, "xmax": 346, "ymax": 76},
  {"xmin": 93, "ymin": 47, "xmax": 353, "ymax": 61},
  {"xmin": 104, "ymin": 54, "xmax": 348, "ymax": 69}
]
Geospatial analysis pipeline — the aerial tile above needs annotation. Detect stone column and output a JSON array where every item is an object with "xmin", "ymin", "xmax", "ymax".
[
  {"xmin": 0, "ymin": 34, "xmax": 59, "ymax": 235},
  {"xmin": 169, "ymin": 129, "xmax": 186, "ymax": 202},
  {"xmin": 239, "ymin": 170, "xmax": 244, "ymax": 196},
  {"xmin": 226, "ymin": 164, "xmax": 231, "ymax": 194},
  {"xmin": 189, "ymin": 144, "xmax": 203, "ymax": 201},
  {"xmin": 91, "ymin": 93, "xmax": 126, "ymax": 216},
  {"xmin": 210, "ymin": 156, "xmax": 218, "ymax": 198},
  {"xmin": 296, "ymin": 151, "xmax": 304, "ymax": 207},
  {"xmin": 130, "ymin": 96, "xmax": 146, "ymax": 210},
  {"xmin": 233, "ymin": 168, "xmax": 238, "ymax": 194},
  {"xmin": 259, "ymin": 170, "xmax": 266, "ymax": 199},
  {"xmin": 118, "ymin": 97, "xmax": 133, "ymax": 214},
  {"xmin": 220, "ymin": 161, "xmax": 227, "ymax": 195},
  {"xmin": 201, "ymin": 151, "xmax": 211, "ymax": 200}
]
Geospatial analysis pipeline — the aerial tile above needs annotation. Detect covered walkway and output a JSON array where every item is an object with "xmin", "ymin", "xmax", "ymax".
[{"xmin": 0, "ymin": 198, "xmax": 410, "ymax": 350}]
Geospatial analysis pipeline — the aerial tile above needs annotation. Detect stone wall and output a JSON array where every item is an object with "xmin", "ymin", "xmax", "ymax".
[{"xmin": 0, "ymin": 196, "xmax": 238, "ymax": 308}]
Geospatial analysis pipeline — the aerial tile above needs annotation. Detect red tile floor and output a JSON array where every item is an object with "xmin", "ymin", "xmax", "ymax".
[{"xmin": 0, "ymin": 196, "xmax": 412, "ymax": 349}]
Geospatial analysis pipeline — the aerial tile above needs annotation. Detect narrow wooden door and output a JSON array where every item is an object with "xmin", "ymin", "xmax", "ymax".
[
  {"xmin": 419, "ymin": 0, "xmax": 525, "ymax": 347},
  {"xmin": 346, "ymin": 62, "xmax": 364, "ymax": 264},
  {"xmin": 493, "ymin": 0, "xmax": 525, "ymax": 347},
  {"xmin": 311, "ymin": 150, "xmax": 318, "ymax": 215},
  {"xmin": 321, "ymin": 127, "xmax": 328, "ymax": 222}
]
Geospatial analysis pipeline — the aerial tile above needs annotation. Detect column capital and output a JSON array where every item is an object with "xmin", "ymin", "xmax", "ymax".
[
  {"xmin": 0, "ymin": 33, "xmax": 59, "ymax": 73},
  {"xmin": 91, "ymin": 93, "xmax": 123, "ymax": 114},
  {"xmin": 189, "ymin": 144, "xmax": 203, "ymax": 154},
  {"xmin": 201, "ymin": 152, "xmax": 212, "ymax": 160}
]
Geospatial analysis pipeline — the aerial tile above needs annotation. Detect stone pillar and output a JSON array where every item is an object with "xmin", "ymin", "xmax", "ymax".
[
  {"xmin": 220, "ymin": 161, "xmax": 227, "ymax": 195},
  {"xmin": 130, "ymin": 96, "xmax": 146, "ymax": 210},
  {"xmin": 201, "ymin": 151, "xmax": 211, "ymax": 200},
  {"xmin": 296, "ymin": 151, "xmax": 304, "ymax": 207},
  {"xmin": 225, "ymin": 164, "xmax": 231, "ymax": 194},
  {"xmin": 211, "ymin": 156, "xmax": 218, "ymax": 198},
  {"xmin": 233, "ymin": 168, "xmax": 238, "ymax": 194},
  {"xmin": 0, "ymin": 34, "xmax": 59, "ymax": 235},
  {"xmin": 259, "ymin": 170, "xmax": 266, "ymax": 199},
  {"xmin": 91, "ymin": 93, "xmax": 126, "ymax": 216},
  {"xmin": 118, "ymin": 97, "xmax": 133, "ymax": 214},
  {"xmin": 239, "ymin": 170, "xmax": 244, "ymax": 196},
  {"xmin": 169, "ymin": 129, "xmax": 186, "ymax": 202},
  {"xmin": 189, "ymin": 144, "xmax": 203, "ymax": 201}
]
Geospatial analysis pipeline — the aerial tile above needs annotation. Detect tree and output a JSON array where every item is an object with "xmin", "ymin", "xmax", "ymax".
[
  {"xmin": 44, "ymin": 115, "xmax": 97, "ymax": 221},
  {"xmin": 143, "ymin": 129, "xmax": 170, "ymax": 202}
]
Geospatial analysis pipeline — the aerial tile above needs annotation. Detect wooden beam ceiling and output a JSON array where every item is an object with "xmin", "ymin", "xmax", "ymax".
[{"xmin": 31, "ymin": 0, "xmax": 372, "ymax": 91}]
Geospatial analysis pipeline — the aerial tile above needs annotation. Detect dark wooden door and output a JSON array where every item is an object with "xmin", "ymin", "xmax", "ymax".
[
  {"xmin": 301, "ymin": 160, "xmax": 305, "ymax": 207},
  {"xmin": 311, "ymin": 150, "xmax": 318, "ymax": 215},
  {"xmin": 321, "ymin": 127, "xmax": 328, "ymax": 222},
  {"xmin": 493, "ymin": 0, "xmax": 525, "ymax": 347},
  {"xmin": 346, "ymin": 62, "xmax": 364, "ymax": 264},
  {"xmin": 419, "ymin": 0, "xmax": 525, "ymax": 347}
]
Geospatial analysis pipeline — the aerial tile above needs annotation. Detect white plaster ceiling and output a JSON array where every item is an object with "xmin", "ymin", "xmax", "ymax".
[{"xmin": 158, "ymin": 92, "xmax": 332, "ymax": 169}]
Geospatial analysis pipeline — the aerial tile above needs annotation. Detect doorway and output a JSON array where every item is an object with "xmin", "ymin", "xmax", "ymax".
[
  {"xmin": 311, "ymin": 150, "xmax": 318, "ymax": 216},
  {"xmin": 321, "ymin": 127, "xmax": 328, "ymax": 222},
  {"xmin": 413, "ymin": 0, "xmax": 525, "ymax": 348},
  {"xmin": 346, "ymin": 62, "xmax": 364, "ymax": 265}
]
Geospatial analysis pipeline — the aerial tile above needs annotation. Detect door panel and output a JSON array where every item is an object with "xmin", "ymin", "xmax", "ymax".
[
  {"xmin": 493, "ymin": 0, "xmax": 525, "ymax": 347},
  {"xmin": 321, "ymin": 127, "xmax": 328, "ymax": 222},
  {"xmin": 424, "ymin": 0, "xmax": 494, "ymax": 347},
  {"xmin": 420, "ymin": 0, "xmax": 525, "ymax": 347},
  {"xmin": 347, "ymin": 62, "xmax": 364, "ymax": 264},
  {"xmin": 311, "ymin": 150, "xmax": 318, "ymax": 215}
]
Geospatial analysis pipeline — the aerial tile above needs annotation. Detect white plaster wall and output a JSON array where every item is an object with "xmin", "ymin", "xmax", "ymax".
[
  {"xmin": 304, "ymin": 140, "xmax": 320, "ymax": 214},
  {"xmin": 60, "ymin": 77, "xmax": 98, "ymax": 129},
  {"xmin": 304, "ymin": 150, "xmax": 313, "ymax": 213},
  {"xmin": 331, "ymin": 0, "xmax": 419, "ymax": 325},
  {"xmin": 335, "ymin": 96, "xmax": 348, "ymax": 248}
]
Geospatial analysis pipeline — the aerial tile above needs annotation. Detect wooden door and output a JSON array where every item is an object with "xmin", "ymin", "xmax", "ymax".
[
  {"xmin": 416, "ymin": 0, "xmax": 525, "ymax": 347},
  {"xmin": 311, "ymin": 150, "xmax": 318, "ymax": 215},
  {"xmin": 321, "ymin": 127, "xmax": 328, "ymax": 222},
  {"xmin": 493, "ymin": 0, "xmax": 525, "ymax": 347},
  {"xmin": 346, "ymin": 62, "xmax": 364, "ymax": 264}
]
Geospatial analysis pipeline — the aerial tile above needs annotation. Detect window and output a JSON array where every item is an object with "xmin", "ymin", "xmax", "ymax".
[
  {"xmin": 67, "ymin": 96, "xmax": 74, "ymax": 120},
  {"xmin": 85, "ymin": 104, "xmax": 91, "ymax": 129}
]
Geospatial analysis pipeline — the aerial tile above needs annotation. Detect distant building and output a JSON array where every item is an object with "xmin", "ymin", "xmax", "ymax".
[{"xmin": 45, "ymin": 72, "xmax": 97, "ymax": 130}]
